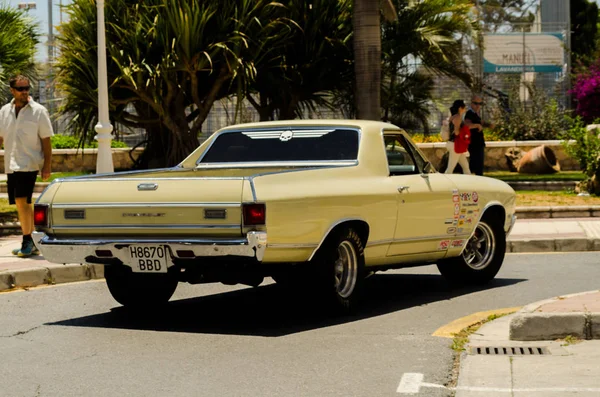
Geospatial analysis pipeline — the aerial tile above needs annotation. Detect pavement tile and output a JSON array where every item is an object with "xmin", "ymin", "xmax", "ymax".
[{"xmin": 536, "ymin": 293, "xmax": 600, "ymax": 313}]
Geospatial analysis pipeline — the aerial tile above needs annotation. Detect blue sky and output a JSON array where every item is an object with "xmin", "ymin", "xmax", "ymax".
[{"xmin": 4, "ymin": 0, "xmax": 72, "ymax": 62}]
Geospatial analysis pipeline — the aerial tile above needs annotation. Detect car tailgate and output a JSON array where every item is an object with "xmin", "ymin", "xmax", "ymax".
[{"xmin": 48, "ymin": 178, "xmax": 245, "ymax": 237}]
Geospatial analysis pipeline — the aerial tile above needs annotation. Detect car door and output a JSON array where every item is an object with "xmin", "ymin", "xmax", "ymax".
[{"xmin": 383, "ymin": 132, "xmax": 458, "ymax": 259}]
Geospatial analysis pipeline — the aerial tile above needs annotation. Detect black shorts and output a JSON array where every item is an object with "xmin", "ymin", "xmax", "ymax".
[{"xmin": 7, "ymin": 171, "xmax": 38, "ymax": 205}]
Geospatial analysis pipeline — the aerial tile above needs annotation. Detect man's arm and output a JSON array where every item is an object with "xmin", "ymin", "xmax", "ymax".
[
  {"xmin": 463, "ymin": 112, "xmax": 482, "ymax": 131},
  {"xmin": 41, "ymin": 137, "xmax": 52, "ymax": 181}
]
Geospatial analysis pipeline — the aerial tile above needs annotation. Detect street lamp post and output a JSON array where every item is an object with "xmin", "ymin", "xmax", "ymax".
[{"xmin": 94, "ymin": 0, "xmax": 114, "ymax": 174}]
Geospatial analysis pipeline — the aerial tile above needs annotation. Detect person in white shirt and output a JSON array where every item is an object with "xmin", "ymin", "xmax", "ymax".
[{"xmin": 0, "ymin": 75, "xmax": 53, "ymax": 257}]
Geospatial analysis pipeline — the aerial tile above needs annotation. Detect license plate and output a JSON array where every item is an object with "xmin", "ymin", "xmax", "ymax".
[{"xmin": 127, "ymin": 245, "xmax": 169, "ymax": 273}]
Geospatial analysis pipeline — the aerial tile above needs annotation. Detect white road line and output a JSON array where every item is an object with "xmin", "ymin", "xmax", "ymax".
[
  {"xmin": 455, "ymin": 386, "xmax": 600, "ymax": 393},
  {"xmin": 396, "ymin": 373, "xmax": 423, "ymax": 393},
  {"xmin": 397, "ymin": 373, "xmax": 600, "ymax": 394}
]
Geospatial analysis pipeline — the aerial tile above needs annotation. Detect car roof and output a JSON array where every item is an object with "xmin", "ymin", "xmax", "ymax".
[{"xmin": 216, "ymin": 119, "xmax": 404, "ymax": 133}]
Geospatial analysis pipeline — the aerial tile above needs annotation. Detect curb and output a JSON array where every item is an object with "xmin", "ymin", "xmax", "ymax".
[
  {"xmin": 507, "ymin": 238, "xmax": 600, "ymax": 253},
  {"xmin": 508, "ymin": 181, "xmax": 578, "ymax": 191},
  {"xmin": 0, "ymin": 263, "xmax": 104, "ymax": 293},
  {"xmin": 516, "ymin": 206, "xmax": 600, "ymax": 219},
  {"xmin": 509, "ymin": 290, "xmax": 600, "ymax": 341}
]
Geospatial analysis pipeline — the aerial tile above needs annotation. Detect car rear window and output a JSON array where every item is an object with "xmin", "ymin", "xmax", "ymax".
[{"xmin": 199, "ymin": 128, "xmax": 359, "ymax": 163}]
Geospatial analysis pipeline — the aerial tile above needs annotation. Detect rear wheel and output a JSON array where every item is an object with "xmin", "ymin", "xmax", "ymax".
[
  {"xmin": 313, "ymin": 227, "xmax": 366, "ymax": 312},
  {"xmin": 104, "ymin": 265, "xmax": 178, "ymax": 308},
  {"xmin": 437, "ymin": 217, "xmax": 506, "ymax": 284}
]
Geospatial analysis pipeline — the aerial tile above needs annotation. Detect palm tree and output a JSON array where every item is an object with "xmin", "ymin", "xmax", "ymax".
[
  {"xmin": 56, "ymin": 0, "xmax": 288, "ymax": 167},
  {"xmin": 0, "ymin": 5, "xmax": 38, "ymax": 105}
]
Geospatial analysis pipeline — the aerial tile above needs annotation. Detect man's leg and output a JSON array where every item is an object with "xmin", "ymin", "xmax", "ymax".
[
  {"xmin": 469, "ymin": 146, "xmax": 484, "ymax": 176},
  {"xmin": 15, "ymin": 197, "xmax": 34, "ymax": 236},
  {"xmin": 12, "ymin": 172, "xmax": 39, "ymax": 257}
]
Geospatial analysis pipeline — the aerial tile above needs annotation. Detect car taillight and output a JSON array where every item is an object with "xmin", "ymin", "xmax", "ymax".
[
  {"xmin": 34, "ymin": 204, "xmax": 49, "ymax": 227},
  {"xmin": 243, "ymin": 203, "xmax": 266, "ymax": 226}
]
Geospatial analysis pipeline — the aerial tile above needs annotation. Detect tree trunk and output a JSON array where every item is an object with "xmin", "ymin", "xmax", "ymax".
[{"xmin": 353, "ymin": 0, "xmax": 381, "ymax": 120}]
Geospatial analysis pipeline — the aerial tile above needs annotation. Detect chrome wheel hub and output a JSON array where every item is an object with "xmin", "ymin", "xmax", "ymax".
[
  {"xmin": 462, "ymin": 223, "xmax": 495, "ymax": 270},
  {"xmin": 334, "ymin": 240, "xmax": 358, "ymax": 299}
]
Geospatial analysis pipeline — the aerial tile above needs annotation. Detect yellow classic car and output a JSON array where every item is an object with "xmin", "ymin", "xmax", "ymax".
[{"xmin": 33, "ymin": 120, "xmax": 516, "ymax": 312}]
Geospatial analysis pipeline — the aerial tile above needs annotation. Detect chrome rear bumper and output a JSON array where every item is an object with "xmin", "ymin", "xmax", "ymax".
[{"xmin": 32, "ymin": 231, "xmax": 268, "ymax": 265}]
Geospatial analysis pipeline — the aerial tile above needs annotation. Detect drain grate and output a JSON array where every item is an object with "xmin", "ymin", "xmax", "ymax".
[{"xmin": 469, "ymin": 346, "xmax": 550, "ymax": 356}]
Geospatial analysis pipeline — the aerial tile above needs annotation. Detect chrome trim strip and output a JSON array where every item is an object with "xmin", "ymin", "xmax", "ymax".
[
  {"xmin": 248, "ymin": 178, "xmax": 257, "ymax": 202},
  {"xmin": 308, "ymin": 217, "xmax": 367, "ymax": 261},
  {"xmin": 267, "ymin": 243, "xmax": 318, "ymax": 249},
  {"xmin": 137, "ymin": 183, "xmax": 158, "ymax": 191},
  {"xmin": 51, "ymin": 224, "xmax": 240, "ymax": 230},
  {"xmin": 52, "ymin": 203, "xmax": 241, "ymax": 209},
  {"xmin": 195, "ymin": 160, "xmax": 359, "ymax": 169},
  {"xmin": 366, "ymin": 239, "xmax": 394, "ymax": 247},
  {"xmin": 390, "ymin": 233, "xmax": 472, "ymax": 243},
  {"xmin": 32, "ymin": 231, "xmax": 268, "ymax": 262},
  {"xmin": 57, "ymin": 177, "xmax": 247, "ymax": 182},
  {"xmin": 507, "ymin": 214, "xmax": 517, "ymax": 236}
]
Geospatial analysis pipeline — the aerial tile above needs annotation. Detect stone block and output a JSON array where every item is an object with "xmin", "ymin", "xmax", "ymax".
[
  {"xmin": 0, "ymin": 272, "xmax": 14, "ymax": 291},
  {"xmin": 590, "ymin": 313, "xmax": 600, "ymax": 339},
  {"xmin": 48, "ymin": 264, "xmax": 90, "ymax": 285},
  {"xmin": 510, "ymin": 313, "xmax": 586, "ymax": 341},
  {"xmin": 12, "ymin": 268, "xmax": 50, "ymax": 288},
  {"xmin": 510, "ymin": 239, "xmax": 554, "ymax": 253},
  {"xmin": 554, "ymin": 238, "xmax": 590, "ymax": 252}
]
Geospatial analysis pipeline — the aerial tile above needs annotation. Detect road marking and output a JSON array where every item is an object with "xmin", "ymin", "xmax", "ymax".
[
  {"xmin": 397, "ymin": 373, "xmax": 600, "ymax": 394},
  {"xmin": 432, "ymin": 307, "xmax": 520, "ymax": 338},
  {"xmin": 396, "ymin": 373, "xmax": 423, "ymax": 393}
]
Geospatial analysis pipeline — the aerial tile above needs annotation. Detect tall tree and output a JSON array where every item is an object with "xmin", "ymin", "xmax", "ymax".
[
  {"xmin": 476, "ymin": 0, "xmax": 536, "ymax": 32},
  {"xmin": 570, "ymin": 0, "xmax": 599, "ymax": 66},
  {"xmin": 0, "ymin": 5, "xmax": 39, "ymax": 105},
  {"xmin": 246, "ymin": 0, "xmax": 353, "ymax": 121},
  {"xmin": 56, "ymin": 0, "xmax": 288, "ymax": 168},
  {"xmin": 353, "ymin": 0, "xmax": 382, "ymax": 120}
]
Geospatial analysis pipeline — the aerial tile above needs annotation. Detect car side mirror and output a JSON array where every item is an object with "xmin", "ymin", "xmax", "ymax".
[{"xmin": 422, "ymin": 161, "xmax": 432, "ymax": 175}]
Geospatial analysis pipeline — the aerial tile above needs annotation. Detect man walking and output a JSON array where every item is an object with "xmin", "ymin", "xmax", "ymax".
[
  {"xmin": 464, "ymin": 95, "xmax": 485, "ymax": 176},
  {"xmin": 0, "ymin": 75, "xmax": 53, "ymax": 257}
]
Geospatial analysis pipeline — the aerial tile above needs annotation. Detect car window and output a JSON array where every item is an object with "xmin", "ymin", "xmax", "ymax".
[
  {"xmin": 384, "ymin": 135, "xmax": 418, "ymax": 176},
  {"xmin": 199, "ymin": 128, "xmax": 359, "ymax": 163}
]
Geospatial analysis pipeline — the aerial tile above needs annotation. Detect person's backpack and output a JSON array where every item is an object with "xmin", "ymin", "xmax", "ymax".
[{"xmin": 440, "ymin": 118, "xmax": 450, "ymax": 141}]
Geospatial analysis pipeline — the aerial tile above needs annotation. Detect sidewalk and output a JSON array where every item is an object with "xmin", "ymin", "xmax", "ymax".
[{"xmin": 455, "ymin": 291, "xmax": 600, "ymax": 396}]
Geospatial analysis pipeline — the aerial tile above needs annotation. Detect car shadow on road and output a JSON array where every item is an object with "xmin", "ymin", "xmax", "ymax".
[{"xmin": 48, "ymin": 272, "xmax": 525, "ymax": 337}]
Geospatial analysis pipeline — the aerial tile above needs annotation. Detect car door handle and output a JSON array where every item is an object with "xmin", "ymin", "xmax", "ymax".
[{"xmin": 397, "ymin": 186, "xmax": 410, "ymax": 193}]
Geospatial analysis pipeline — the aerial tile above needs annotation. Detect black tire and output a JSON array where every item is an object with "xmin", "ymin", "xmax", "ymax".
[
  {"xmin": 104, "ymin": 265, "xmax": 178, "ymax": 308},
  {"xmin": 437, "ymin": 216, "xmax": 506, "ymax": 285},
  {"xmin": 313, "ymin": 227, "xmax": 366, "ymax": 312}
]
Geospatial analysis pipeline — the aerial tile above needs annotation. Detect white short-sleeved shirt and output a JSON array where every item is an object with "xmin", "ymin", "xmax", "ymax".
[{"xmin": 0, "ymin": 98, "xmax": 54, "ymax": 173}]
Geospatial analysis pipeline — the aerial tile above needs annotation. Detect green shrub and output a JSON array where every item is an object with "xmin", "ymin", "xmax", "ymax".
[
  {"xmin": 561, "ymin": 116, "xmax": 600, "ymax": 179},
  {"xmin": 51, "ymin": 134, "xmax": 129, "ymax": 149},
  {"xmin": 491, "ymin": 83, "xmax": 568, "ymax": 141}
]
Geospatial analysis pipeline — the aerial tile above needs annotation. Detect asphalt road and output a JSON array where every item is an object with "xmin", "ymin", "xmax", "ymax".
[{"xmin": 1, "ymin": 252, "xmax": 599, "ymax": 397}]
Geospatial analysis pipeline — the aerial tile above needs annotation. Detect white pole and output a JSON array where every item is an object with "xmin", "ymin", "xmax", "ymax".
[{"xmin": 94, "ymin": 0, "xmax": 114, "ymax": 174}]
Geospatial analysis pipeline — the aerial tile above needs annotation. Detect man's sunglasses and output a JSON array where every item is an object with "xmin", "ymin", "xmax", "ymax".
[
  {"xmin": 12, "ymin": 86, "xmax": 30, "ymax": 92},
  {"xmin": 472, "ymin": 101, "xmax": 483, "ymax": 105}
]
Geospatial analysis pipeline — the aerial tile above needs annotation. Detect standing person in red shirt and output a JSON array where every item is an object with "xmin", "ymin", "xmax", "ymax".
[
  {"xmin": 464, "ymin": 95, "xmax": 485, "ymax": 175},
  {"xmin": 445, "ymin": 100, "xmax": 471, "ymax": 175}
]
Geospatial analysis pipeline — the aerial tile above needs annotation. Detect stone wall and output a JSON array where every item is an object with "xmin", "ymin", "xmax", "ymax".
[
  {"xmin": 0, "ymin": 148, "xmax": 144, "ymax": 173},
  {"xmin": 416, "ymin": 140, "xmax": 580, "ymax": 172},
  {"xmin": 0, "ymin": 142, "xmax": 581, "ymax": 173}
]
